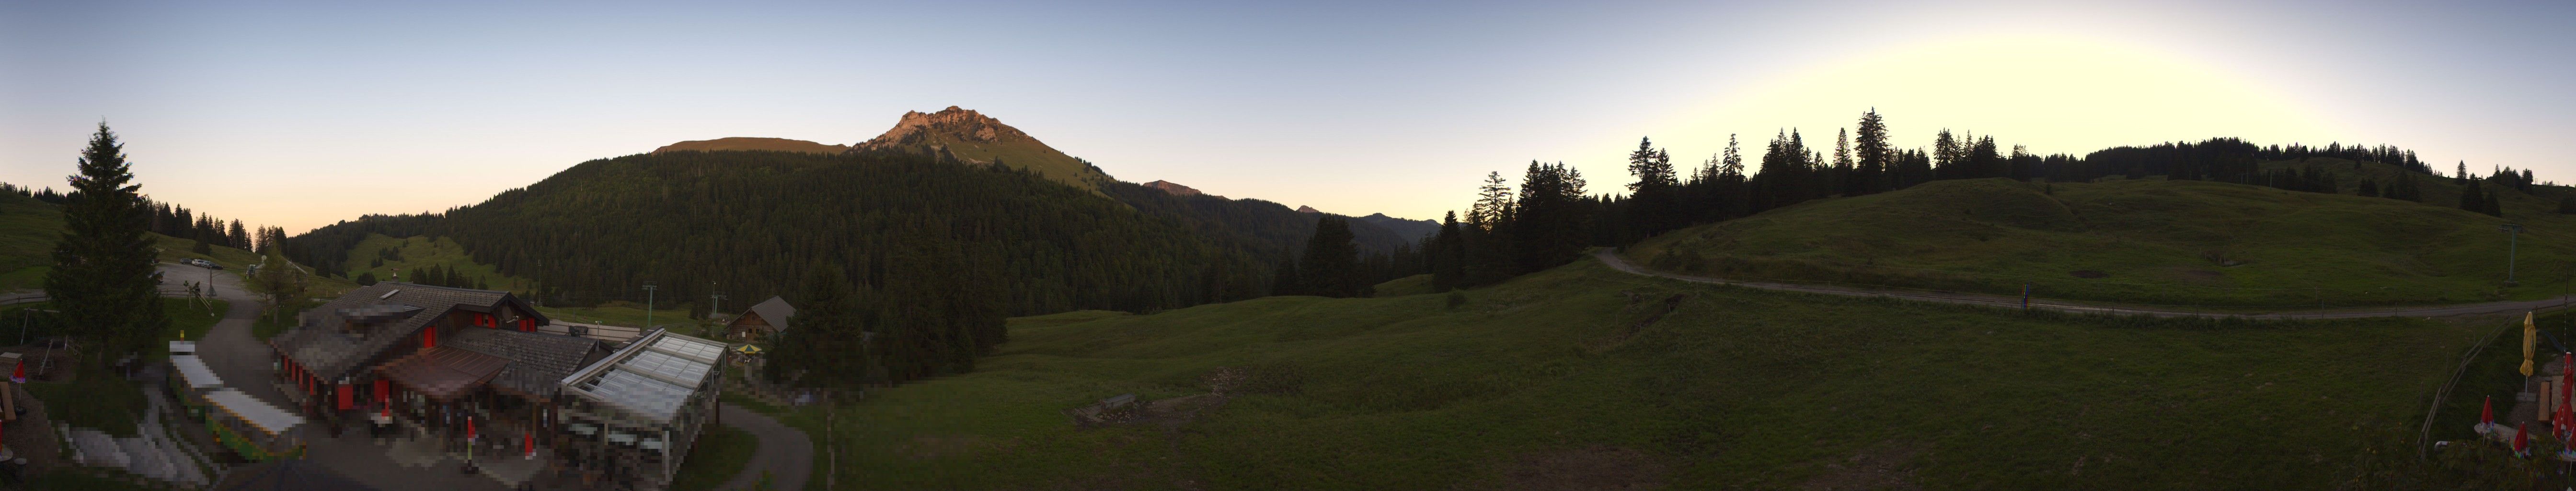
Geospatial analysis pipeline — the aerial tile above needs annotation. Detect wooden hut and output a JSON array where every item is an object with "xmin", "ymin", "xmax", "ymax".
[{"xmin": 723, "ymin": 296, "xmax": 794, "ymax": 342}]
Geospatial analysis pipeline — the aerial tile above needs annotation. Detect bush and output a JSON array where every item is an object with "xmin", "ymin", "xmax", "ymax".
[{"xmin": 354, "ymin": 271, "xmax": 378, "ymax": 286}]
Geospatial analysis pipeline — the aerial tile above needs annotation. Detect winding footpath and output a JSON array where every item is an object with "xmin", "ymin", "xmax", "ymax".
[
  {"xmin": 1594, "ymin": 249, "xmax": 2576, "ymax": 320},
  {"xmin": 716, "ymin": 403, "xmax": 813, "ymax": 491}
]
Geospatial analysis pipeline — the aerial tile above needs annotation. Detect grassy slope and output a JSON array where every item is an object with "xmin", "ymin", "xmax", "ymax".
[
  {"xmin": 896, "ymin": 134, "xmax": 1108, "ymax": 191},
  {"xmin": 341, "ymin": 234, "xmax": 535, "ymax": 293},
  {"xmin": 1628, "ymin": 164, "xmax": 2576, "ymax": 308},
  {"xmin": 1371, "ymin": 273, "xmax": 1435, "ymax": 297},
  {"xmin": 0, "ymin": 192, "xmax": 58, "ymax": 291},
  {"xmin": 0, "ymin": 187, "xmax": 274, "ymax": 292},
  {"xmin": 341, "ymin": 234, "xmax": 708, "ymax": 330},
  {"xmin": 150, "ymin": 233, "xmax": 262, "ymax": 272},
  {"xmin": 783, "ymin": 257, "xmax": 2472, "ymax": 490},
  {"xmin": 670, "ymin": 423, "xmax": 759, "ymax": 491}
]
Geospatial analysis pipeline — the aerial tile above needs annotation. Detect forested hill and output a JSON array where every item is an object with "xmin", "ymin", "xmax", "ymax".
[
  {"xmin": 1356, "ymin": 213, "xmax": 1439, "ymax": 241},
  {"xmin": 1101, "ymin": 179, "xmax": 1422, "ymax": 259},
  {"xmin": 281, "ymin": 150, "xmax": 1281, "ymax": 316}
]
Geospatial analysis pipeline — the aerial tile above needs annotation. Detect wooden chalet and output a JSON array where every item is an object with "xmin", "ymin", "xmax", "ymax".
[
  {"xmin": 269, "ymin": 282, "xmax": 610, "ymax": 457},
  {"xmin": 723, "ymin": 296, "xmax": 795, "ymax": 342}
]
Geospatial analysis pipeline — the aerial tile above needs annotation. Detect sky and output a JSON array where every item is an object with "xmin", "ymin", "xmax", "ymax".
[{"xmin": 3, "ymin": 0, "xmax": 2569, "ymax": 234}]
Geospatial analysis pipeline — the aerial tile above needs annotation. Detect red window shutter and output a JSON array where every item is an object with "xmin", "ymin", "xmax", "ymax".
[
  {"xmin": 424, "ymin": 328, "xmax": 437, "ymax": 348},
  {"xmin": 338, "ymin": 384, "xmax": 354, "ymax": 410},
  {"xmin": 375, "ymin": 378, "xmax": 390, "ymax": 403}
]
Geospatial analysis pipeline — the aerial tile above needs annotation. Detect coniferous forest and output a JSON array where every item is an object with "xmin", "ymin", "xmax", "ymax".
[{"xmin": 280, "ymin": 149, "xmax": 1426, "ymax": 318}]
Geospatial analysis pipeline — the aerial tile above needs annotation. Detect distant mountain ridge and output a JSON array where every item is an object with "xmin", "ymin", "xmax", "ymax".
[
  {"xmin": 1355, "ymin": 213, "xmax": 1439, "ymax": 240},
  {"xmin": 654, "ymin": 137, "xmax": 847, "ymax": 154}
]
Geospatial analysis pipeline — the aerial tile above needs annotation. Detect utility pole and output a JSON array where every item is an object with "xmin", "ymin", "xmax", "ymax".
[
  {"xmin": 709, "ymin": 282, "xmax": 726, "ymax": 318},
  {"xmin": 709, "ymin": 284, "xmax": 726, "ymax": 338},
  {"xmin": 643, "ymin": 281, "xmax": 658, "ymax": 330},
  {"xmin": 2502, "ymin": 224, "xmax": 2525, "ymax": 286}
]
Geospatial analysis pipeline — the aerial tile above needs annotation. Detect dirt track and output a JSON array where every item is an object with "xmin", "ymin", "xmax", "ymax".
[{"xmin": 1594, "ymin": 249, "xmax": 2576, "ymax": 320}]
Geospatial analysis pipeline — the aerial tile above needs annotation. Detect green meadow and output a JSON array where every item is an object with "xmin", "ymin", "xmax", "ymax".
[
  {"xmin": 1627, "ymin": 162, "xmax": 2576, "ymax": 308},
  {"xmin": 748, "ymin": 257, "xmax": 2477, "ymax": 489}
]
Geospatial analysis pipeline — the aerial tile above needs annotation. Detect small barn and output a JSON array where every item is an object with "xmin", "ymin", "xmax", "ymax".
[{"xmin": 724, "ymin": 296, "xmax": 795, "ymax": 342}]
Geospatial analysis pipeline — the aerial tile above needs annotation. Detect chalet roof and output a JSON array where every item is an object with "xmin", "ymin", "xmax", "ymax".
[
  {"xmin": 270, "ymin": 282, "xmax": 547, "ymax": 382},
  {"xmin": 446, "ymin": 327, "xmax": 611, "ymax": 398},
  {"xmin": 742, "ymin": 296, "xmax": 795, "ymax": 330},
  {"xmin": 379, "ymin": 347, "xmax": 509, "ymax": 400}
]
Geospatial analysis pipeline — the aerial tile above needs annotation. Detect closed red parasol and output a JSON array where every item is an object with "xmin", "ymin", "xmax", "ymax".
[{"xmin": 2484, "ymin": 396, "xmax": 2496, "ymax": 426}]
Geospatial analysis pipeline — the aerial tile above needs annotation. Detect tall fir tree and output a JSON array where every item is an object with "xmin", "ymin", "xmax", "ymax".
[
  {"xmin": 1468, "ymin": 171, "xmax": 1514, "ymax": 231},
  {"xmin": 46, "ymin": 122, "xmax": 168, "ymax": 362},
  {"xmin": 1297, "ymin": 216, "xmax": 1367, "ymax": 298},
  {"xmin": 2460, "ymin": 179, "xmax": 2488, "ymax": 215},
  {"xmin": 772, "ymin": 263, "xmax": 870, "ymax": 387},
  {"xmin": 1624, "ymin": 137, "xmax": 1679, "ymax": 240},
  {"xmin": 1853, "ymin": 109, "xmax": 1890, "ymax": 195},
  {"xmin": 1429, "ymin": 211, "xmax": 1466, "ymax": 292}
]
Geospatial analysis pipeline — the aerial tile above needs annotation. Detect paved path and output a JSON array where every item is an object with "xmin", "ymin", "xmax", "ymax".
[
  {"xmin": 717, "ymin": 403, "xmax": 814, "ymax": 491},
  {"xmin": 1595, "ymin": 249, "xmax": 2576, "ymax": 320}
]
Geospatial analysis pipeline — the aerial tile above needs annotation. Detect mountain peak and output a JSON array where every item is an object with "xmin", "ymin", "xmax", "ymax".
[
  {"xmin": 1296, "ymin": 205, "xmax": 1321, "ymax": 213},
  {"xmin": 847, "ymin": 106, "xmax": 1108, "ymax": 190},
  {"xmin": 857, "ymin": 106, "xmax": 1034, "ymax": 150}
]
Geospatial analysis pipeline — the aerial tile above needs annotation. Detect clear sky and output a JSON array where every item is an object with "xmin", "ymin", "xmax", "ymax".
[{"xmin": 4, "ymin": 0, "xmax": 2568, "ymax": 233}]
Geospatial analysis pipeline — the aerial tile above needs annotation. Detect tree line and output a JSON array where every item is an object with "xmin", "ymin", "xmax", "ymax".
[{"xmin": 1413, "ymin": 109, "xmax": 2532, "ymax": 291}]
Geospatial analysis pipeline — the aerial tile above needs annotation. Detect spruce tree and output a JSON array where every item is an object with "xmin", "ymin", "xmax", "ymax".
[
  {"xmin": 1853, "ymin": 109, "xmax": 1890, "ymax": 195},
  {"xmin": 1624, "ymin": 138, "xmax": 1679, "ymax": 239},
  {"xmin": 1297, "ymin": 216, "xmax": 1365, "ymax": 298},
  {"xmin": 1430, "ymin": 211, "xmax": 1465, "ymax": 292},
  {"xmin": 2461, "ymin": 180, "xmax": 2488, "ymax": 214},
  {"xmin": 775, "ymin": 263, "xmax": 864, "ymax": 388},
  {"xmin": 46, "ymin": 122, "xmax": 168, "ymax": 363}
]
